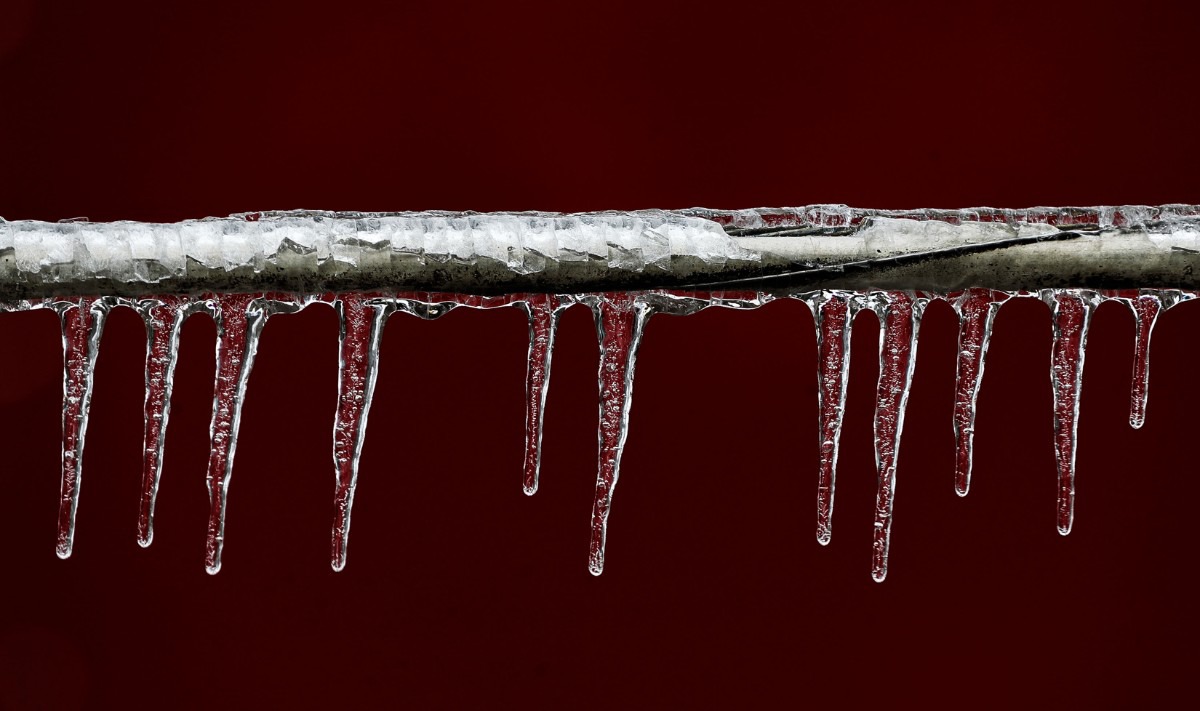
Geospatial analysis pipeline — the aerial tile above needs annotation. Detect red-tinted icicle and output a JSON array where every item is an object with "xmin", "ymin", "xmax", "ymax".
[
  {"xmin": 520, "ymin": 294, "xmax": 562, "ymax": 495},
  {"xmin": 813, "ymin": 294, "xmax": 851, "ymax": 545},
  {"xmin": 588, "ymin": 293, "xmax": 650, "ymax": 576},
  {"xmin": 330, "ymin": 293, "xmax": 385, "ymax": 572},
  {"xmin": 1048, "ymin": 291, "xmax": 1094, "ymax": 536},
  {"xmin": 951, "ymin": 289, "xmax": 1007, "ymax": 496},
  {"xmin": 870, "ymin": 292, "xmax": 921, "ymax": 582},
  {"xmin": 1128, "ymin": 294, "xmax": 1161, "ymax": 429},
  {"xmin": 203, "ymin": 293, "xmax": 266, "ymax": 574},
  {"xmin": 135, "ymin": 296, "xmax": 188, "ymax": 547},
  {"xmin": 55, "ymin": 298, "xmax": 108, "ymax": 559}
]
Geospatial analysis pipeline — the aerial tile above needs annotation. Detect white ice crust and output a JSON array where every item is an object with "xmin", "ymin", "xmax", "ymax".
[
  {"xmin": 2, "ymin": 206, "xmax": 1198, "ymax": 289},
  {"xmin": 0, "ymin": 211, "xmax": 756, "ymax": 281}
]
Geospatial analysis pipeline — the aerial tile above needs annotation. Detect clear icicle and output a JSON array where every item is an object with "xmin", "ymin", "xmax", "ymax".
[
  {"xmin": 866, "ymin": 291, "xmax": 924, "ymax": 583},
  {"xmin": 1126, "ymin": 292, "xmax": 1162, "ymax": 429},
  {"xmin": 330, "ymin": 293, "xmax": 387, "ymax": 572},
  {"xmin": 950, "ymin": 289, "xmax": 1008, "ymax": 496},
  {"xmin": 201, "ymin": 293, "xmax": 271, "ymax": 574},
  {"xmin": 133, "ymin": 295, "xmax": 191, "ymax": 548},
  {"xmin": 517, "ymin": 294, "xmax": 566, "ymax": 495},
  {"xmin": 807, "ymin": 292, "xmax": 853, "ymax": 546},
  {"xmin": 587, "ymin": 292, "xmax": 652, "ymax": 576},
  {"xmin": 1044, "ymin": 289, "xmax": 1099, "ymax": 536},
  {"xmin": 53, "ymin": 297, "xmax": 109, "ymax": 559}
]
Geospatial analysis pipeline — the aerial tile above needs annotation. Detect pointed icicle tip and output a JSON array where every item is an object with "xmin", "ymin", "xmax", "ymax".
[
  {"xmin": 521, "ymin": 294, "xmax": 563, "ymax": 497},
  {"xmin": 586, "ymin": 293, "xmax": 650, "ymax": 577},
  {"xmin": 950, "ymin": 289, "xmax": 1008, "ymax": 499},
  {"xmin": 811, "ymin": 292, "xmax": 853, "ymax": 548}
]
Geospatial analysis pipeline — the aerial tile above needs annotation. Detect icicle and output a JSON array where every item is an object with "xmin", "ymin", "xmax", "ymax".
[
  {"xmin": 201, "ymin": 293, "xmax": 271, "ymax": 574},
  {"xmin": 1126, "ymin": 292, "xmax": 1162, "ymax": 429},
  {"xmin": 806, "ymin": 291, "xmax": 853, "ymax": 546},
  {"xmin": 1044, "ymin": 289, "xmax": 1099, "ymax": 536},
  {"xmin": 949, "ymin": 289, "xmax": 1008, "ymax": 496},
  {"xmin": 132, "ymin": 296, "xmax": 191, "ymax": 548},
  {"xmin": 53, "ymin": 297, "xmax": 110, "ymax": 559},
  {"xmin": 516, "ymin": 294, "xmax": 566, "ymax": 495},
  {"xmin": 330, "ymin": 293, "xmax": 387, "ymax": 572},
  {"xmin": 587, "ymin": 292, "xmax": 652, "ymax": 576},
  {"xmin": 865, "ymin": 291, "xmax": 924, "ymax": 582}
]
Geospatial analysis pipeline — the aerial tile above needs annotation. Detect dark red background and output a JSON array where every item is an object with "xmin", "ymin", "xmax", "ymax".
[{"xmin": 1, "ymin": 1, "xmax": 1198, "ymax": 708}]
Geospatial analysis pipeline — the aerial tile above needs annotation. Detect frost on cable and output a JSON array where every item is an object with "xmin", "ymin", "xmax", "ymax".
[{"xmin": 1, "ymin": 205, "xmax": 1198, "ymax": 581}]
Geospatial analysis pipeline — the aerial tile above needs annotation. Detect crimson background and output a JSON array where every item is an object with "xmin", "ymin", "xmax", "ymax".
[{"xmin": 1, "ymin": 1, "xmax": 1198, "ymax": 708}]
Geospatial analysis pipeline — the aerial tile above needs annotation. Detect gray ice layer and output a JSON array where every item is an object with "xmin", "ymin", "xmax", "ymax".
[{"xmin": 1, "ymin": 206, "xmax": 1198, "ymax": 297}]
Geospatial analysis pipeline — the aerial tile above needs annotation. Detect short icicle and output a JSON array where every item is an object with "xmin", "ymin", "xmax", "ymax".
[
  {"xmin": 202, "ymin": 292, "xmax": 269, "ymax": 574},
  {"xmin": 54, "ymin": 297, "xmax": 109, "ymax": 559},
  {"xmin": 587, "ymin": 292, "xmax": 651, "ymax": 576},
  {"xmin": 1045, "ymin": 289, "xmax": 1099, "ymax": 536},
  {"xmin": 868, "ymin": 291, "xmax": 923, "ymax": 583},
  {"xmin": 950, "ymin": 289, "xmax": 1008, "ymax": 497},
  {"xmin": 808, "ymin": 292, "xmax": 853, "ymax": 546},
  {"xmin": 330, "ymin": 293, "xmax": 387, "ymax": 572},
  {"xmin": 519, "ymin": 294, "xmax": 566, "ymax": 495},
  {"xmin": 134, "ymin": 295, "xmax": 190, "ymax": 548},
  {"xmin": 1126, "ymin": 292, "xmax": 1162, "ymax": 430}
]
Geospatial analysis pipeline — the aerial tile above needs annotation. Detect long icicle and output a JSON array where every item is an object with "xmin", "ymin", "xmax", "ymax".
[
  {"xmin": 1045, "ymin": 289, "xmax": 1098, "ymax": 536},
  {"xmin": 202, "ymin": 293, "xmax": 269, "ymax": 574},
  {"xmin": 950, "ymin": 289, "xmax": 1008, "ymax": 497},
  {"xmin": 809, "ymin": 292, "xmax": 853, "ymax": 546},
  {"xmin": 519, "ymin": 294, "xmax": 565, "ymax": 495},
  {"xmin": 869, "ymin": 291, "xmax": 923, "ymax": 582},
  {"xmin": 134, "ymin": 295, "xmax": 190, "ymax": 547},
  {"xmin": 54, "ymin": 297, "xmax": 109, "ymax": 559},
  {"xmin": 330, "ymin": 293, "xmax": 387, "ymax": 572},
  {"xmin": 587, "ymin": 293, "xmax": 651, "ymax": 576}
]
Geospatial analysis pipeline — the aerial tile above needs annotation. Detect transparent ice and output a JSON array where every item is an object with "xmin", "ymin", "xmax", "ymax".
[
  {"xmin": 6, "ymin": 285, "xmax": 1193, "ymax": 581},
  {"xmin": 4, "ymin": 203, "xmax": 1199, "ymax": 580}
]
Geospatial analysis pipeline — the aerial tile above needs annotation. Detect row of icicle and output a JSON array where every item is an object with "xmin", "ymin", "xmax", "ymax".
[{"xmin": 18, "ymin": 287, "xmax": 1195, "ymax": 580}]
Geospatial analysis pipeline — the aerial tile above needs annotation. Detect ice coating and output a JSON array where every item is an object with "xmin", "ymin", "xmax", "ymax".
[
  {"xmin": 3, "ymin": 205, "xmax": 1200, "ymax": 299},
  {"xmin": 0, "ymin": 212, "xmax": 759, "ymax": 295},
  {"xmin": 7, "ymin": 205, "xmax": 1200, "ymax": 581}
]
